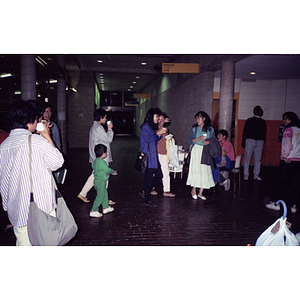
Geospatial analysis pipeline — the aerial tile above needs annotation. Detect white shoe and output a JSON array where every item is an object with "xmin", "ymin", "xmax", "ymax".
[
  {"xmin": 198, "ymin": 194, "xmax": 207, "ymax": 200},
  {"xmin": 191, "ymin": 191, "xmax": 197, "ymax": 200},
  {"xmin": 265, "ymin": 202, "xmax": 280, "ymax": 211},
  {"xmin": 224, "ymin": 179, "xmax": 230, "ymax": 191},
  {"xmin": 254, "ymin": 176, "xmax": 262, "ymax": 181},
  {"xmin": 103, "ymin": 206, "xmax": 114, "ymax": 214},
  {"xmin": 90, "ymin": 211, "xmax": 103, "ymax": 218},
  {"xmin": 291, "ymin": 205, "xmax": 297, "ymax": 213}
]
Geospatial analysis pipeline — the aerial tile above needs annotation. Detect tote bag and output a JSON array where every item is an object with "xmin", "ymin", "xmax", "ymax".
[{"xmin": 27, "ymin": 135, "xmax": 78, "ymax": 246}]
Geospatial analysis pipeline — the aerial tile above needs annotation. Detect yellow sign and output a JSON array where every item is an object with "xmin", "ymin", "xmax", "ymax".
[
  {"xmin": 162, "ymin": 63, "xmax": 199, "ymax": 74},
  {"xmin": 133, "ymin": 93, "xmax": 151, "ymax": 99}
]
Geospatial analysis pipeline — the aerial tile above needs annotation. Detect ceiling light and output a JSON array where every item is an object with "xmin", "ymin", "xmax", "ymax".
[
  {"xmin": 130, "ymin": 86, "xmax": 133, "ymax": 88},
  {"xmin": 136, "ymin": 76, "xmax": 140, "ymax": 79},
  {"xmin": 128, "ymin": 88, "xmax": 131, "ymax": 91},
  {"xmin": 49, "ymin": 79, "xmax": 57, "ymax": 83},
  {"xmin": 36, "ymin": 56, "xmax": 47, "ymax": 67},
  {"xmin": 250, "ymin": 71, "xmax": 256, "ymax": 75},
  {"xmin": 97, "ymin": 60, "xmax": 103, "ymax": 63},
  {"xmin": 141, "ymin": 62, "xmax": 147, "ymax": 65},
  {"xmin": 0, "ymin": 73, "xmax": 12, "ymax": 78},
  {"xmin": 133, "ymin": 81, "xmax": 136, "ymax": 84}
]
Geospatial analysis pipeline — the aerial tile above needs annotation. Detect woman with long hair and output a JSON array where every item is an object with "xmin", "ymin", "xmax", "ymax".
[
  {"xmin": 139, "ymin": 108, "xmax": 167, "ymax": 206},
  {"xmin": 266, "ymin": 111, "xmax": 300, "ymax": 220},
  {"xmin": 186, "ymin": 111, "xmax": 216, "ymax": 200}
]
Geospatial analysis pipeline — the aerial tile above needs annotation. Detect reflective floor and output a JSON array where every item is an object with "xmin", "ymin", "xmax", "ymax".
[{"xmin": 1, "ymin": 136, "xmax": 298, "ymax": 246}]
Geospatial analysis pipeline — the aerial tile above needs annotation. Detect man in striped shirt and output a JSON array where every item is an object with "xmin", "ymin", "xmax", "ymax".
[{"xmin": 0, "ymin": 100, "xmax": 64, "ymax": 246}]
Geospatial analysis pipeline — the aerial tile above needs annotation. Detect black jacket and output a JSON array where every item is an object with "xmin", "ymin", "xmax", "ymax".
[{"xmin": 201, "ymin": 138, "xmax": 222, "ymax": 170}]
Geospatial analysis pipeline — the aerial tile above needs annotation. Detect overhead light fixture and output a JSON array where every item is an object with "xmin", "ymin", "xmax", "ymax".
[
  {"xmin": 141, "ymin": 62, "xmax": 147, "ymax": 65},
  {"xmin": 0, "ymin": 73, "xmax": 13, "ymax": 78},
  {"xmin": 36, "ymin": 56, "xmax": 48, "ymax": 67},
  {"xmin": 250, "ymin": 71, "xmax": 256, "ymax": 75},
  {"xmin": 97, "ymin": 60, "xmax": 103, "ymax": 63},
  {"xmin": 49, "ymin": 79, "xmax": 57, "ymax": 83},
  {"xmin": 70, "ymin": 87, "xmax": 77, "ymax": 92},
  {"xmin": 14, "ymin": 90, "xmax": 21, "ymax": 95},
  {"xmin": 136, "ymin": 76, "xmax": 140, "ymax": 79},
  {"xmin": 133, "ymin": 81, "xmax": 136, "ymax": 84}
]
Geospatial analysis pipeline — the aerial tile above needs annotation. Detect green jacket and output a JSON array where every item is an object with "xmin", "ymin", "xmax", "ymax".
[{"xmin": 92, "ymin": 158, "xmax": 115, "ymax": 182}]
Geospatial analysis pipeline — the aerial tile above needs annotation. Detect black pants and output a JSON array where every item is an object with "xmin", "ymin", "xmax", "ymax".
[
  {"xmin": 278, "ymin": 160, "xmax": 300, "ymax": 208},
  {"xmin": 144, "ymin": 165, "xmax": 163, "ymax": 201}
]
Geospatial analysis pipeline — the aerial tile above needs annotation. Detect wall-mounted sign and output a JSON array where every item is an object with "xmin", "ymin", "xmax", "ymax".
[
  {"xmin": 133, "ymin": 93, "xmax": 151, "ymax": 99},
  {"xmin": 162, "ymin": 63, "xmax": 199, "ymax": 73}
]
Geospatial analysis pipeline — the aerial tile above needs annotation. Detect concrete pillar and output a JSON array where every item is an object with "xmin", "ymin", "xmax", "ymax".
[
  {"xmin": 57, "ymin": 55, "xmax": 67, "ymax": 155},
  {"xmin": 218, "ymin": 61, "xmax": 235, "ymax": 141},
  {"xmin": 21, "ymin": 55, "xmax": 36, "ymax": 100}
]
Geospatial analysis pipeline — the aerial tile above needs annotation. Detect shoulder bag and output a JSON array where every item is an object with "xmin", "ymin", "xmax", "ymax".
[
  {"xmin": 134, "ymin": 150, "xmax": 148, "ymax": 173},
  {"xmin": 27, "ymin": 135, "xmax": 78, "ymax": 246}
]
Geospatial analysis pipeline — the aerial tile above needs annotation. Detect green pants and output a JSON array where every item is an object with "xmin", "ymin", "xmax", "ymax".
[{"xmin": 92, "ymin": 180, "xmax": 109, "ymax": 211}]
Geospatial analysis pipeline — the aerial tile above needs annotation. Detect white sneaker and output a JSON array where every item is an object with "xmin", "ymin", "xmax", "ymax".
[
  {"xmin": 254, "ymin": 176, "xmax": 262, "ymax": 181},
  {"xmin": 103, "ymin": 206, "xmax": 114, "ymax": 214},
  {"xmin": 291, "ymin": 205, "xmax": 297, "ymax": 213},
  {"xmin": 224, "ymin": 179, "xmax": 230, "ymax": 191},
  {"xmin": 90, "ymin": 211, "xmax": 103, "ymax": 218},
  {"xmin": 265, "ymin": 202, "xmax": 280, "ymax": 211}
]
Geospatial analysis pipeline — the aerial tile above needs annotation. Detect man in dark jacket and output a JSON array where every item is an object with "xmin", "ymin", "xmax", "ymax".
[{"xmin": 242, "ymin": 105, "xmax": 267, "ymax": 180}]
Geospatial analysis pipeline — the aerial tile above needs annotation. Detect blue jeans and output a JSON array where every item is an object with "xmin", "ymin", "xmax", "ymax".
[{"xmin": 243, "ymin": 139, "xmax": 264, "ymax": 177}]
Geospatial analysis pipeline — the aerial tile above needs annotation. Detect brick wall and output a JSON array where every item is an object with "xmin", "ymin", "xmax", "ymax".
[{"xmin": 67, "ymin": 71, "xmax": 95, "ymax": 148}]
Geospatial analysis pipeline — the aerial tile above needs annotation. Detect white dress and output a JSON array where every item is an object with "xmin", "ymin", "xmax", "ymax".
[{"xmin": 186, "ymin": 144, "xmax": 215, "ymax": 189}]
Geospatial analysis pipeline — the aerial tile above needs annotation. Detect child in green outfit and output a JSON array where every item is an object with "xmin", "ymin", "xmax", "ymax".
[{"xmin": 89, "ymin": 144, "xmax": 117, "ymax": 218}]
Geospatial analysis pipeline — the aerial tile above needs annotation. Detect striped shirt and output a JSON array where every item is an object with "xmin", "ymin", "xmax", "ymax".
[{"xmin": 0, "ymin": 129, "xmax": 64, "ymax": 228}]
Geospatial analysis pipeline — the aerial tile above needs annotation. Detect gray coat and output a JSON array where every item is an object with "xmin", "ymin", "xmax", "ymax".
[{"xmin": 89, "ymin": 121, "xmax": 114, "ymax": 163}]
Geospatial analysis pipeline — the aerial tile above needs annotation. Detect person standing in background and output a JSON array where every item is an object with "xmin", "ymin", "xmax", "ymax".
[
  {"xmin": 43, "ymin": 104, "xmax": 61, "ymax": 151},
  {"xmin": 266, "ymin": 112, "xmax": 300, "ymax": 222},
  {"xmin": 242, "ymin": 105, "xmax": 266, "ymax": 180},
  {"xmin": 156, "ymin": 112, "xmax": 175, "ymax": 197},
  {"xmin": 186, "ymin": 111, "xmax": 216, "ymax": 200},
  {"xmin": 139, "ymin": 108, "xmax": 167, "ymax": 206},
  {"xmin": 77, "ymin": 108, "xmax": 115, "ymax": 205}
]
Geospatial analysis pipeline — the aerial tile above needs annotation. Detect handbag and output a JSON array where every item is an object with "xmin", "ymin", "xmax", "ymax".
[
  {"xmin": 27, "ymin": 135, "xmax": 78, "ymax": 246},
  {"xmin": 184, "ymin": 145, "xmax": 194, "ymax": 168},
  {"xmin": 134, "ymin": 150, "xmax": 148, "ymax": 173}
]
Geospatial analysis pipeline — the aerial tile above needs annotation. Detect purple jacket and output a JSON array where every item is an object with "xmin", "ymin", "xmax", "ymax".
[{"xmin": 140, "ymin": 123, "xmax": 161, "ymax": 169}]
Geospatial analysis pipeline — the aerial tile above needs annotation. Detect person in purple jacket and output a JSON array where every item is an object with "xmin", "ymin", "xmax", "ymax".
[{"xmin": 139, "ymin": 108, "xmax": 167, "ymax": 206}]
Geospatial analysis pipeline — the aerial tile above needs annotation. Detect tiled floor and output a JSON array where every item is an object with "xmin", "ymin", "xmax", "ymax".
[{"xmin": 1, "ymin": 136, "xmax": 298, "ymax": 246}]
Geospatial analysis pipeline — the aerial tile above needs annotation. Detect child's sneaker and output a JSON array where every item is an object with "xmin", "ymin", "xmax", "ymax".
[
  {"xmin": 103, "ymin": 206, "xmax": 114, "ymax": 214},
  {"xmin": 89, "ymin": 210, "xmax": 103, "ymax": 218}
]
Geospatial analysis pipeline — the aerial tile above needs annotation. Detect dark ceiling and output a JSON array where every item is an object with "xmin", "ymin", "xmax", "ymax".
[{"xmin": 1, "ymin": 54, "xmax": 300, "ymax": 95}]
